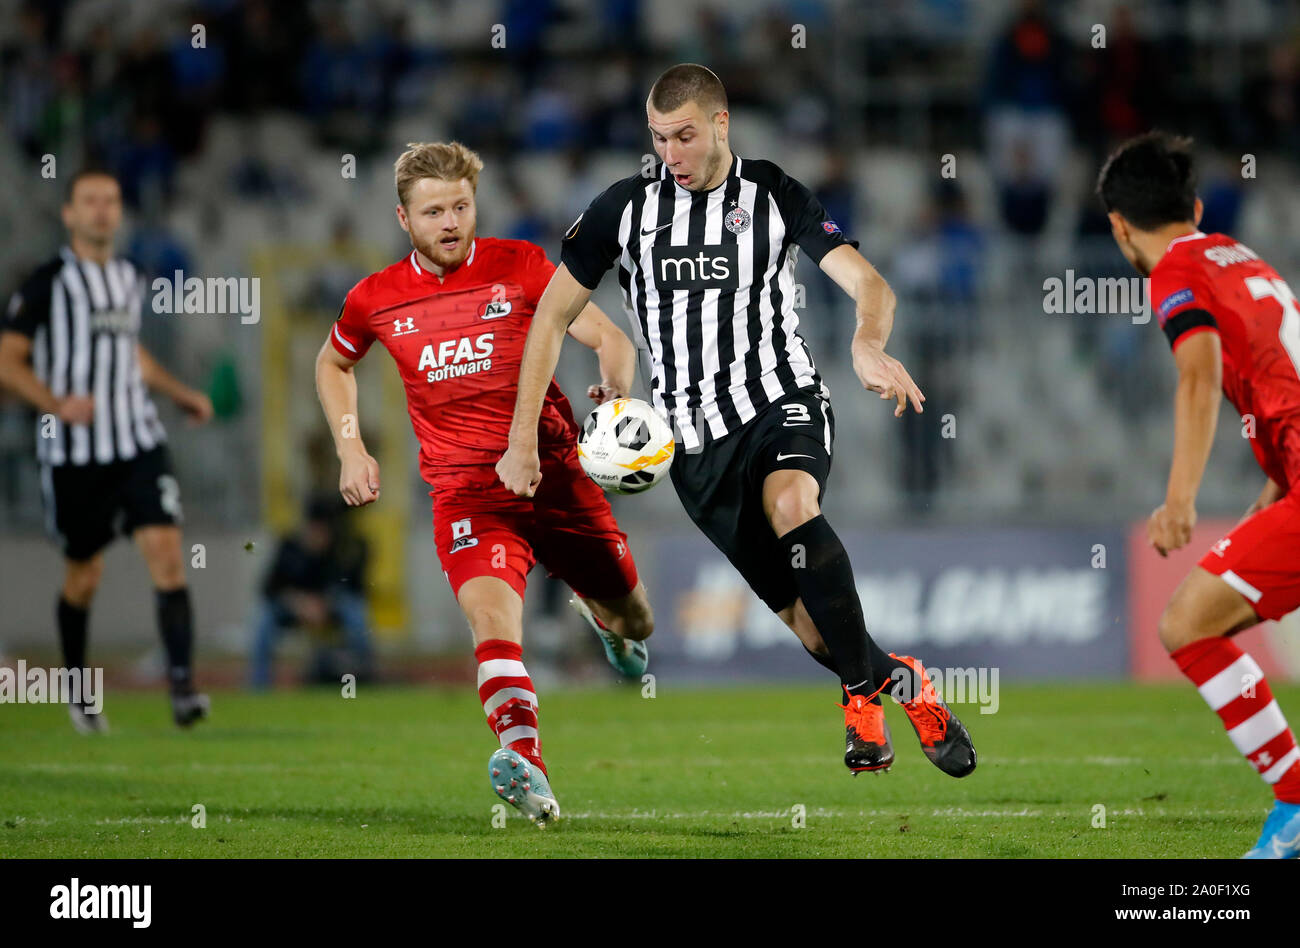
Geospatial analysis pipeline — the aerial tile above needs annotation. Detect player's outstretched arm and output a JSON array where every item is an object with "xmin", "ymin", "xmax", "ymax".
[
  {"xmin": 565, "ymin": 301, "xmax": 635, "ymax": 404},
  {"xmin": 137, "ymin": 343, "xmax": 212, "ymax": 425},
  {"xmin": 315, "ymin": 339, "xmax": 380, "ymax": 507},
  {"xmin": 819, "ymin": 244, "xmax": 924, "ymax": 417},
  {"xmin": 1149, "ymin": 330, "xmax": 1222, "ymax": 556},
  {"xmin": 498, "ymin": 263, "xmax": 592, "ymax": 497}
]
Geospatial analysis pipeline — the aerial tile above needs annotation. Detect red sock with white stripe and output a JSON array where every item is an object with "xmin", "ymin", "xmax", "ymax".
[
  {"xmin": 475, "ymin": 639, "xmax": 546, "ymax": 776},
  {"xmin": 1172, "ymin": 636, "xmax": 1300, "ymax": 803}
]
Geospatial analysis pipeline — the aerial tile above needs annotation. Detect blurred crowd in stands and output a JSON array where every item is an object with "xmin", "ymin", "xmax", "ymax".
[
  {"xmin": 3, "ymin": 0, "xmax": 1300, "ymax": 521},
  {"xmin": 8, "ymin": 0, "xmax": 1295, "ymax": 240}
]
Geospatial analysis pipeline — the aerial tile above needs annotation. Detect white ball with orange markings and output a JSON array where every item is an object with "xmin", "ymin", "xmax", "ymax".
[{"xmin": 576, "ymin": 397, "xmax": 675, "ymax": 494}]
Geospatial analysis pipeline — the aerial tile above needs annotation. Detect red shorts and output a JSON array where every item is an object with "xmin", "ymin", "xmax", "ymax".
[
  {"xmin": 431, "ymin": 454, "xmax": 638, "ymax": 602},
  {"xmin": 1199, "ymin": 491, "xmax": 1300, "ymax": 620}
]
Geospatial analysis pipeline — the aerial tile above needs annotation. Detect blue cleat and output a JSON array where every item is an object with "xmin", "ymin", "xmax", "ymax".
[
  {"xmin": 488, "ymin": 748, "xmax": 560, "ymax": 827},
  {"xmin": 1243, "ymin": 800, "xmax": 1300, "ymax": 858},
  {"xmin": 569, "ymin": 596, "xmax": 648, "ymax": 678}
]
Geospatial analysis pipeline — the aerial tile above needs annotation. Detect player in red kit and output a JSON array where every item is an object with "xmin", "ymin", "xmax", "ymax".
[
  {"xmin": 1099, "ymin": 131, "xmax": 1300, "ymax": 857},
  {"xmin": 315, "ymin": 142, "xmax": 654, "ymax": 826}
]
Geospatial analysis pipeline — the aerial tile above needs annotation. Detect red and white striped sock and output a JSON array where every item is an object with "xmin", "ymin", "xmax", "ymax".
[
  {"xmin": 1172, "ymin": 636, "xmax": 1300, "ymax": 803},
  {"xmin": 475, "ymin": 639, "xmax": 546, "ymax": 776}
]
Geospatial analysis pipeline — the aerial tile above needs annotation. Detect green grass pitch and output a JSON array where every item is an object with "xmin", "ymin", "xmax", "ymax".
[{"xmin": 1, "ymin": 682, "xmax": 1290, "ymax": 857}]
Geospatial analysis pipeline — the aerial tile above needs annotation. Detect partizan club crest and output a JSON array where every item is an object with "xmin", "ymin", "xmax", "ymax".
[{"xmin": 724, "ymin": 201, "xmax": 751, "ymax": 234}]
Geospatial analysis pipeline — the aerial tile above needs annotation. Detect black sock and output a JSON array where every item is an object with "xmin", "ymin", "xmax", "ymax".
[
  {"xmin": 782, "ymin": 515, "xmax": 880, "ymax": 704},
  {"xmin": 802, "ymin": 644, "xmax": 837, "ymax": 674},
  {"xmin": 798, "ymin": 614, "xmax": 922, "ymax": 703},
  {"xmin": 803, "ymin": 638, "xmax": 921, "ymax": 704},
  {"xmin": 800, "ymin": 645, "xmax": 856, "ymax": 706},
  {"xmin": 868, "ymin": 639, "xmax": 922, "ymax": 703},
  {"xmin": 156, "ymin": 587, "xmax": 194, "ymax": 692},
  {"xmin": 57, "ymin": 596, "xmax": 88, "ymax": 673}
]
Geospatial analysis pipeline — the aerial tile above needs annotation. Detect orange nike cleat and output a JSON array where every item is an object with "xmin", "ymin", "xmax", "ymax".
[
  {"xmin": 839, "ymin": 684, "xmax": 894, "ymax": 774},
  {"xmin": 889, "ymin": 653, "xmax": 977, "ymax": 778}
]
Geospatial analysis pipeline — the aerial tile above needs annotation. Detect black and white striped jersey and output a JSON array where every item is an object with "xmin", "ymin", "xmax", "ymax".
[
  {"xmin": 4, "ymin": 247, "xmax": 166, "ymax": 466},
  {"xmin": 561, "ymin": 155, "xmax": 857, "ymax": 451}
]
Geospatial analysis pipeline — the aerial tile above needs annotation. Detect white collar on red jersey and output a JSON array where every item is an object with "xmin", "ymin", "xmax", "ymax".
[
  {"xmin": 1164, "ymin": 230, "xmax": 1207, "ymax": 253},
  {"xmin": 409, "ymin": 240, "xmax": 477, "ymax": 276}
]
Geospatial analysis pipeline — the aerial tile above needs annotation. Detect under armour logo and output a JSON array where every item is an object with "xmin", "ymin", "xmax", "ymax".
[{"xmin": 393, "ymin": 316, "xmax": 417, "ymax": 336}]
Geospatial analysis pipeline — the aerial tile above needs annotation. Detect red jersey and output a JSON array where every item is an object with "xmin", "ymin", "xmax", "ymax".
[
  {"xmin": 1151, "ymin": 231, "xmax": 1300, "ymax": 491},
  {"xmin": 329, "ymin": 238, "xmax": 581, "ymax": 485}
]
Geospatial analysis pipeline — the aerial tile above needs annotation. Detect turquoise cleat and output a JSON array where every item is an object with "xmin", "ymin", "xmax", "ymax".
[
  {"xmin": 488, "ymin": 748, "xmax": 560, "ymax": 827},
  {"xmin": 1243, "ymin": 800, "xmax": 1300, "ymax": 858},
  {"xmin": 569, "ymin": 596, "xmax": 648, "ymax": 678}
]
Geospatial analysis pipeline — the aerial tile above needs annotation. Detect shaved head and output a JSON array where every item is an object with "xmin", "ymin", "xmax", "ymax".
[{"xmin": 648, "ymin": 63, "xmax": 728, "ymax": 117}]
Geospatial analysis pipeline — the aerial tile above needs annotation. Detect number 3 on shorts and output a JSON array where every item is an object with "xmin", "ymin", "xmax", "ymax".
[
  {"xmin": 781, "ymin": 403, "xmax": 811, "ymax": 426},
  {"xmin": 158, "ymin": 474, "xmax": 183, "ymax": 521}
]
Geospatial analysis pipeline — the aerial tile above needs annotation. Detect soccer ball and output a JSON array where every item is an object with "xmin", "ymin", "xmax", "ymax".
[{"xmin": 577, "ymin": 397, "xmax": 675, "ymax": 494}]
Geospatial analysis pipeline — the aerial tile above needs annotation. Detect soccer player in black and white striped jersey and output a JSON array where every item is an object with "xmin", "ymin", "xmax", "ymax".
[
  {"xmin": 0, "ymin": 169, "xmax": 212, "ymax": 732},
  {"xmin": 499, "ymin": 64, "xmax": 976, "ymax": 779}
]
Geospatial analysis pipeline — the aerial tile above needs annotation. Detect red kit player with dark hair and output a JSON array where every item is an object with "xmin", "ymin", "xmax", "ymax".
[{"xmin": 1099, "ymin": 131, "xmax": 1300, "ymax": 858}]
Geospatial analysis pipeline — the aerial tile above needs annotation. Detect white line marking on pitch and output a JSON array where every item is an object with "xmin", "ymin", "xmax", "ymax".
[{"xmin": 553, "ymin": 806, "xmax": 1260, "ymax": 820}]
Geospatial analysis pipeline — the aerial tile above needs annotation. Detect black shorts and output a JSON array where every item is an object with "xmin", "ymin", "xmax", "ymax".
[
  {"xmin": 39, "ymin": 445, "xmax": 182, "ymax": 561},
  {"xmin": 670, "ymin": 389, "xmax": 834, "ymax": 613}
]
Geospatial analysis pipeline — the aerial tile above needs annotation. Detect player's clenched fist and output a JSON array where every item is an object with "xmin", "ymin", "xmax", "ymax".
[
  {"xmin": 497, "ymin": 443, "xmax": 542, "ymax": 498},
  {"xmin": 1147, "ymin": 499, "xmax": 1196, "ymax": 557},
  {"xmin": 339, "ymin": 450, "xmax": 381, "ymax": 506}
]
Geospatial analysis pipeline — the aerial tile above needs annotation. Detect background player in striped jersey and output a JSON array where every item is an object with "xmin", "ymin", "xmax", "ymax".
[
  {"xmin": 316, "ymin": 142, "xmax": 654, "ymax": 825},
  {"xmin": 498, "ymin": 64, "xmax": 977, "ymax": 780},
  {"xmin": 1099, "ymin": 131, "xmax": 1300, "ymax": 858},
  {"xmin": 0, "ymin": 169, "xmax": 212, "ymax": 732}
]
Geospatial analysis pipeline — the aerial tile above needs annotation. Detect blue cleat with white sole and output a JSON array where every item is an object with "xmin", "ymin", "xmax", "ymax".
[
  {"xmin": 569, "ymin": 596, "xmax": 647, "ymax": 678},
  {"xmin": 1243, "ymin": 800, "xmax": 1300, "ymax": 858},
  {"xmin": 488, "ymin": 748, "xmax": 560, "ymax": 827},
  {"xmin": 1237, "ymin": 801, "xmax": 1300, "ymax": 858}
]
